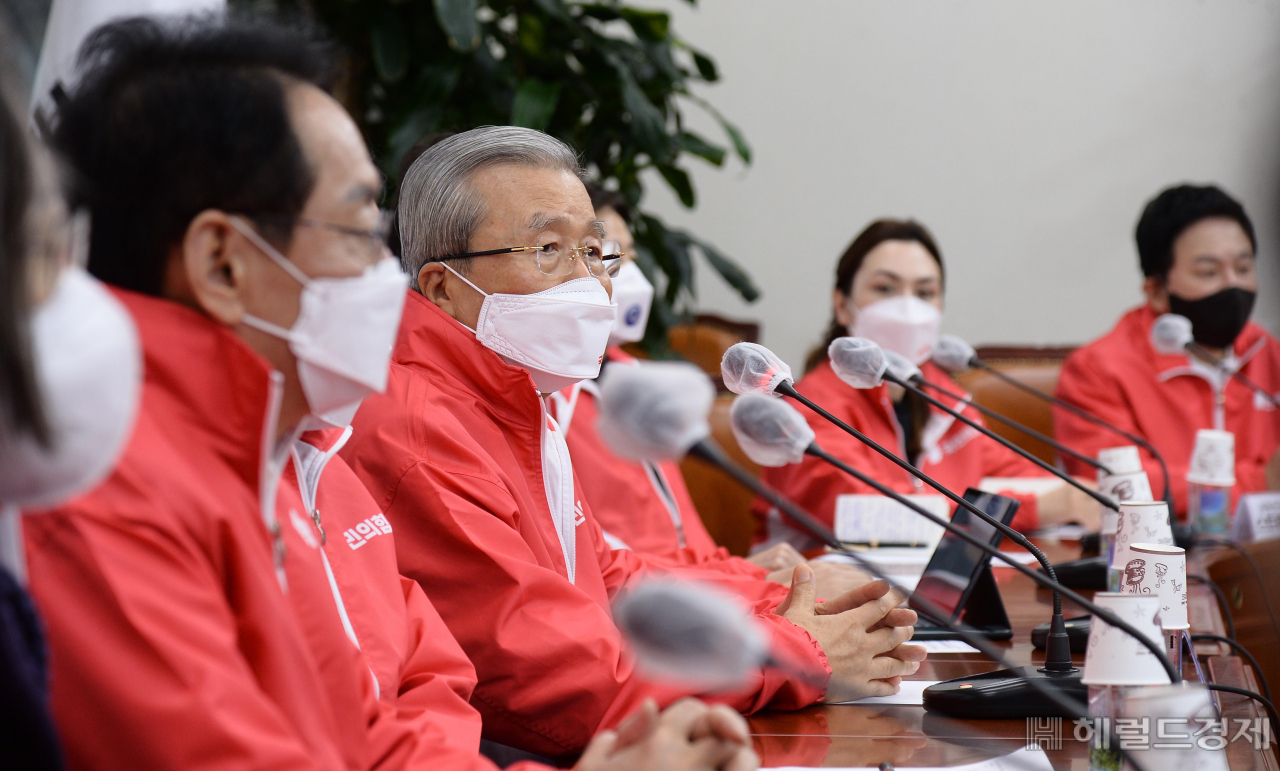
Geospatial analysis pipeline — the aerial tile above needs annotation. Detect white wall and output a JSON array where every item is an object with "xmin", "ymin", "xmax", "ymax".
[{"xmin": 640, "ymin": 1, "xmax": 1280, "ymax": 373}]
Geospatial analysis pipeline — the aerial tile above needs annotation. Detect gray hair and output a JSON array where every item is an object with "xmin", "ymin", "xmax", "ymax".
[{"xmin": 398, "ymin": 126, "xmax": 584, "ymax": 285}]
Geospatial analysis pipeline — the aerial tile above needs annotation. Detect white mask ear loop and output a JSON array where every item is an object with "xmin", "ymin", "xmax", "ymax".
[
  {"xmin": 230, "ymin": 216, "xmax": 314, "ymax": 341},
  {"xmin": 440, "ymin": 261, "xmax": 489, "ymax": 334}
]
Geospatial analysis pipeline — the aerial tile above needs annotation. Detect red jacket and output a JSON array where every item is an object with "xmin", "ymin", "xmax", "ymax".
[
  {"xmin": 289, "ymin": 429, "xmax": 542, "ymax": 771},
  {"xmin": 549, "ymin": 352, "xmax": 758, "ymax": 579},
  {"xmin": 1054, "ymin": 305, "xmax": 1280, "ymax": 517},
  {"xmin": 341, "ymin": 291, "xmax": 829, "ymax": 760},
  {"xmin": 23, "ymin": 291, "xmax": 409, "ymax": 771},
  {"xmin": 759, "ymin": 359, "xmax": 1047, "ymax": 541}
]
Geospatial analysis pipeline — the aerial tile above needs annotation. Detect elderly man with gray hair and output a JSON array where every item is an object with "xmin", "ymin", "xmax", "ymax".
[{"xmin": 341, "ymin": 126, "xmax": 924, "ymax": 762}]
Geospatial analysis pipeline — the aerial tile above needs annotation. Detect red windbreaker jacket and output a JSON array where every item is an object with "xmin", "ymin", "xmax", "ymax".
[
  {"xmin": 341, "ymin": 291, "xmax": 829, "ymax": 760},
  {"xmin": 758, "ymin": 359, "xmax": 1047, "ymax": 542},
  {"xmin": 1054, "ymin": 305, "xmax": 1280, "ymax": 517},
  {"xmin": 289, "ymin": 429, "xmax": 544, "ymax": 771},
  {"xmin": 549, "ymin": 350, "xmax": 757, "ymax": 576},
  {"xmin": 23, "ymin": 291, "xmax": 412, "ymax": 771}
]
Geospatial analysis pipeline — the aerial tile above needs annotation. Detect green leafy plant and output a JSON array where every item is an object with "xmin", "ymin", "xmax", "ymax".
[{"xmin": 259, "ymin": 0, "xmax": 759, "ymax": 352}]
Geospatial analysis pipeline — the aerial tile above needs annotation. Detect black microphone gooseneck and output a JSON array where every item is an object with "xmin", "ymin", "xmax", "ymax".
[
  {"xmin": 1186, "ymin": 341, "xmax": 1280, "ymax": 408},
  {"xmin": 685, "ymin": 438, "xmax": 1170, "ymax": 771},
  {"xmin": 967, "ymin": 357, "xmax": 1175, "ymax": 511},
  {"xmin": 804, "ymin": 442, "xmax": 1071, "ymax": 672},
  {"xmin": 912, "ymin": 377, "xmax": 1111, "ymax": 475},
  {"xmin": 879, "ymin": 371, "xmax": 1121, "ymax": 514}
]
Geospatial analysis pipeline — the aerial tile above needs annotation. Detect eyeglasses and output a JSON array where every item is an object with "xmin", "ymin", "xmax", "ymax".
[
  {"xmin": 437, "ymin": 242, "xmax": 625, "ymax": 278},
  {"xmin": 249, "ymin": 210, "xmax": 393, "ymax": 265}
]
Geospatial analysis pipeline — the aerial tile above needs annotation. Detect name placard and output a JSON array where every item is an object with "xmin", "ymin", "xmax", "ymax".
[{"xmin": 1231, "ymin": 492, "xmax": 1280, "ymax": 543}]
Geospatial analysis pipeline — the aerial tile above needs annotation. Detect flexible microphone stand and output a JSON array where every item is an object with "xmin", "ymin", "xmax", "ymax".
[
  {"xmin": 683, "ymin": 437, "xmax": 1164, "ymax": 771},
  {"xmin": 963, "ymin": 356, "xmax": 1174, "ymax": 511}
]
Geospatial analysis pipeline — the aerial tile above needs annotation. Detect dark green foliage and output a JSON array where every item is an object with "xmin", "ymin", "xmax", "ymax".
[{"xmin": 251, "ymin": 0, "xmax": 759, "ymax": 353}]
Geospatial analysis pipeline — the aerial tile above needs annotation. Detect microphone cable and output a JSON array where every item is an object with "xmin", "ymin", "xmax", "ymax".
[
  {"xmin": 1191, "ymin": 634, "xmax": 1271, "ymax": 703},
  {"xmin": 1188, "ymin": 574, "xmax": 1237, "ymax": 641},
  {"xmin": 1202, "ymin": 683, "xmax": 1279, "ymax": 734},
  {"xmin": 1195, "ymin": 538, "xmax": 1280, "ymax": 658}
]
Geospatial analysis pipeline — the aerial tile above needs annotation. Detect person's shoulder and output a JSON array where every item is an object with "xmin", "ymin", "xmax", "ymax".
[{"xmin": 1063, "ymin": 306, "xmax": 1149, "ymax": 372}]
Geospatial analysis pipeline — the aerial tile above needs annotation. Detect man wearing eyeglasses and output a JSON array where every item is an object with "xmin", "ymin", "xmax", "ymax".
[{"xmin": 342, "ymin": 126, "xmax": 925, "ymax": 763}]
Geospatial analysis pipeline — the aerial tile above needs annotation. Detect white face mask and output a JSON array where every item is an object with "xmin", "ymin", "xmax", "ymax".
[
  {"xmin": 850, "ymin": 295, "xmax": 942, "ymax": 365},
  {"xmin": 443, "ymin": 263, "xmax": 616, "ymax": 393},
  {"xmin": 0, "ymin": 268, "xmax": 141, "ymax": 507},
  {"xmin": 607, "ymin": 261, "xmax": 654, "ymax": 347},
  {"xmin": 233, "ymin": 218, "xmax": 408, "ymax": 417}
]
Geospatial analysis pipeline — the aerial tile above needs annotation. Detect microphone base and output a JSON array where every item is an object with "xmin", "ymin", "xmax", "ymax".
[
  {"xmin": 1040, "ymin": 556, "xmax": 1108, "ymax": 591},
  {"xmin": 923, "ymin": 666, "xmax": 1086, "ymax": 719},
  {"xmin": 1031, "ymin": 615, "xmax": 1091, "ymax": 654}
]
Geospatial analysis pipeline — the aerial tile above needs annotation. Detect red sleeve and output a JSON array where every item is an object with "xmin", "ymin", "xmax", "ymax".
[
  {"xmin": 385, "ymin": 460, "xmax": 826, "ymax": 760},
  {"xmin": 24, "ymin": 511, "xmax": 348, "ymax": 771},
  {"xmin": 1054, "ymin": 349, "xmax": 1180, "ymax": 510}
]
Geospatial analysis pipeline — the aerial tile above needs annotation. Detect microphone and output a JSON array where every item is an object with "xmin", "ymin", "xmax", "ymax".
[
  {"xmin": 931, "ymin": 334, "xmax": 1174, "ymax": 513},
  {"xmin": 1152, "ymin": 313, "xmax": 1280, "ymax": 408},
  {"xmin": 729, "ymin": 392, "xmax": 1075, "ymax": 677},
  {"xmin": 597, "ymin": 362, "xmax": 1178, "ymax": 696},
  {"xmin": 612, "ymin": 578, "xmax": 769, "ymax": 690},
  {"xmin": 829, "ymin": 338, "xmax": 1121, "ymax": 515},
  {"xmin": 720, "ymin": 341, "xmax": 1041, "ymax": 535}
]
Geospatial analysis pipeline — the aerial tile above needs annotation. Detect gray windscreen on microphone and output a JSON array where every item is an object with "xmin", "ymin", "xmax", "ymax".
[
  {"xmin": 720, "ymin": 342, "xmax": 794, "ymax": 396},
  {"xmin": 1151, "ymin": 314, "xmax": 1194, "ymax": 356},
  {"xmin": 827, "ymin": 337, "xmax": 888, "ymax": 389},
  {"xmin": 932, "ymin": 334, "xmax": 977, "ymax": 373},
  {"xmin": 729, "ymin": 393, "xmax": 816, "ymax": 468},
  {"xmin": 613, "ymin": 578, "xmax": 768, "ymax": 690},
  {"xmin": 882, "ymin": 349, "xmax": 923, "ymax": 383},
  {"xmin": 597, "ymin": 361, "xmax": 714, "ymax": 462}
]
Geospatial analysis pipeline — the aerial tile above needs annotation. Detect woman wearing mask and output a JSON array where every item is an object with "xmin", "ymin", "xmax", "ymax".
[
  {"xmin": 0, "ymin": 82, "xmax": 141, "ymax": 769},
  {"xmin": 756, "ymin": 219, "xmax": 1098, "ymax": 550}
]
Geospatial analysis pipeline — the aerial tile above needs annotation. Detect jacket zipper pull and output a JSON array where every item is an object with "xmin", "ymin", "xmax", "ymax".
[{"xmin": 311, "ymin": 508, "xmax": 326, "ymax": 546}]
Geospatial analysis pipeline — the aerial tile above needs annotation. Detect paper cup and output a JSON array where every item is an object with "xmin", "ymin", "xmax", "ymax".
[
  {"xmin": 1082, "ymin": 593, "xmax": 1169, "ymax": 686},
  {"xmin": 1098, "ymin": 470, "xmax": 1155, "ymax": 535},
  {"xmin": 1121, "ymin": 543, "xmax": 1189, "ymax": 630},
  {"xmin": 1120, "ymin": 684, "xmax": 1230, "ymax": 771},
  {"xmin": 1098, "ymin": 445, "xmax": 1144, "ymax": 478},
  {"xmin": 1187, "ymin": 429, "xmax": 1236, "ymax": 487},
  {"xmin": 1112, "ymin": 501, "xmax": 1174, "ymax": 569}
]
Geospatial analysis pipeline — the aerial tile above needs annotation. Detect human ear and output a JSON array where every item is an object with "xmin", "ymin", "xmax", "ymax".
[
  {"xmin": 832, "ymin": 289, "xmax": 853, "ymax": 328},
  {"xmin": 1143, "ymin": 275, "xmax": 1170, "ymax": 315},
  {"xmin": 418, "ymin": 262, "xmax": 456, "ymax": 313},
  {"xmin": 182, "ymin": 210, "xmax": 249, "ymax": 326}
]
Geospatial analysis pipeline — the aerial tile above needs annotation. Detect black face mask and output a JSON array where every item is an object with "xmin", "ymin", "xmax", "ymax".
[{"xmin": 1167, "ymin": 286, "xmax": 1256, "ymax": 350}]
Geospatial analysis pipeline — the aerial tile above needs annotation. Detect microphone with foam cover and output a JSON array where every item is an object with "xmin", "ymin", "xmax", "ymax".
[
  {"xmin": 825, "ymin": 337, "xmax": 888, "ymax": 389},
  {"xmin": 597, "ymin": 361, "xmax": 714, "ymax": 462},
  {"xmin": 834, "ymin": 338, "xmax": 1121, "ymax": 509},
  {"xmin": 613, "ymin": 579, "xmax": 768, "ymax": 690},
  {"xmin": 729, "ymin": 392, "xmax": 814, "ymax": 467},
  {"xmin": 720, "ymin": 342, "xmax": 794, "ymax": 396},
  {"xmin": 1151, "ymin": 314, "xmax": 1194, "ymax": 356},
  {"xmin": 932, "ymin": 335, "xmax": 978, "ymax": 373}
]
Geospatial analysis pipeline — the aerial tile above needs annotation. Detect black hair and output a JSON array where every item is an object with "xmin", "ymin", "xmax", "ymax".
[
  {"xmin": 50, "ymin": 12, "xmax": 341, "ymax": 295},
  {"xmin": 585, "ymin": 182, "xmax": 631, "ymax": 225},
  {"xmin": 1135, "ymin": 184, "xmax": 1256, "ymax": 280},
  {"xmin": 0, "ymin": 82, "xmax": 48, "ymax": 444}
]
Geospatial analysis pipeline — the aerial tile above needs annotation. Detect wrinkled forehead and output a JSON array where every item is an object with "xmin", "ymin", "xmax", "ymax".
[{"xmin": 472, "ymin": 164, "xmax": 600, "ymax": 236}]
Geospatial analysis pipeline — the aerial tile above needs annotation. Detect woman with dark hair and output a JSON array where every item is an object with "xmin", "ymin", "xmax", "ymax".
[{"xmin": 757, "ymin": 218, "xmax": 1098, "ymax": 550}]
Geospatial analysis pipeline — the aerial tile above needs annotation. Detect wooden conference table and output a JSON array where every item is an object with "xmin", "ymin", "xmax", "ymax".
[{"xmin": 747, "ymin": 539, "xmax": 1277, "ymax": 769}]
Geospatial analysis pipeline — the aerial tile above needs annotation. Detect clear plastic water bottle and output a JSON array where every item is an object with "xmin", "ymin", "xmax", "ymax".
[
  {"xmin": 1188, "ymin": 482, "xmax": 1231, "ymax": 535},
  {"xmin": 1087, "ymin": 685, "xmax": 1123, "ymax": 771}
]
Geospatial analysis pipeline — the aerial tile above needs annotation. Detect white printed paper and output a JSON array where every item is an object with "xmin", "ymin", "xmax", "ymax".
[
  {"xmin": 835, "ymin": 679, "xmax": 937, "ymax": 706},
  {"xmin": 834, "ymin": 494, "xmax": 949, "ymax": 547},
  {"xmin": 917, "ymin": 639, "xmax": 980, "ymax": 653},
  {"xmin": 763, "ymin": 744, "xmax": 1056, "ymax": 771}
]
